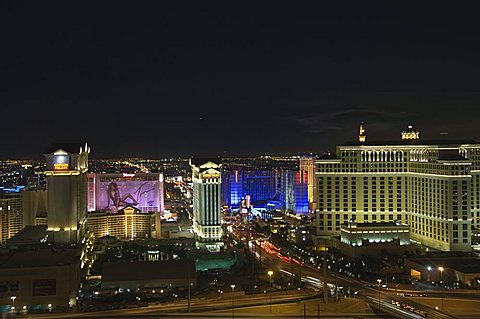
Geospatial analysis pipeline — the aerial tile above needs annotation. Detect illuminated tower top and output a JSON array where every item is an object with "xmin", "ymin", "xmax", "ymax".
[
  {"xmin": 401, "ymin": 125, "xmax": 420, "ymax": 140},
  {"xmin": 44, "ymin": 142, "xmax": 90, "ymax": 174},
  {"xmin": 359, "ymin": 122, "xmax": 366, "ymax": 143}
]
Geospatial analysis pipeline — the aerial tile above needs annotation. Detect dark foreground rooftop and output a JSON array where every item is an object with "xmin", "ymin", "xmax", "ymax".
[
  {"xmin": 102, "ymin": 259, "xmax": 195, "ymax": 282},
  {"xmin": 0, "ymin": 247, "xmax": 80, "ymax": 269}
]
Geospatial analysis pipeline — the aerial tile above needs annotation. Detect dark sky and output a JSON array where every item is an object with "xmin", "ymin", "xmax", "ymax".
[{"xmin": 1, "ymin": 2, "xmax": 480, "ymax": 159}]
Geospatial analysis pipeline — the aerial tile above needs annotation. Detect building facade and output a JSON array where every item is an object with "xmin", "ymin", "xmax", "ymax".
[
  {"xmin": 280, "ymin": 169, "xmax": 309, "ymax": 214},
  {"xmin": 316, "ymin": 126, "xmax": 480, "ymax": 252},
  {"xmin": 0, "ymin": 248, "xmax": 81, "ymax": 310},
  {"xmin": 87, "ymin": 206, "xmax": 156, "ymax": 240},
  {"xmin": 0, "ymin": 194, "xmax": 23, "ymax": 243},
  {"xmin": 340, "ymin": 221, "xmax": 410, "ymax": 247},
  {"xmin": 222, "ymin": 169, "xmax": 278, "ymax": 208},
  {"xmin": 300, "ymin": 154, "xmax": 317, "ymax": 210},
  {"xmin": 87, "ymin": 173, "xmax": 164, "ymax": 214},
  {"xmin": 44, "ymin": 143, "xmax": 89, "ymax": 244},
  {"xmin": 190, "ymin": 159, "xmax": 223, "ymax": 250}
]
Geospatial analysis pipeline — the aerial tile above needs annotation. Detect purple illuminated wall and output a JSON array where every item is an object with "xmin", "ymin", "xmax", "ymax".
[{"xmin": 95, "ymin": 178, "xmax": 162, "ymax": 213}]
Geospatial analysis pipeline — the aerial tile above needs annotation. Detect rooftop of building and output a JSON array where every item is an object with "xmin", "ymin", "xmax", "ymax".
[
  {"xmin": 44, "ymin": 143, "xmax": 86, "ymax": 154},
  {"xmin": 318, "ymin": 152, "xmax": 337, "ymax": 159},
  {"xmin": 189, "ymin": 158, "xmax": 222, "ymax": 167},
  {"xmin": 102, "ymin": 259, "xmax": 195, "ymax": 282},
  {"xmin": 437, "ymin": 151, "xmax": 469, "ymax": 161},
  {"xmin": 87, "ymin": 205, "xmax": 153, "ymax": 216},
  {"xmin": 340, "ymin": 139, "xmax": 479, "ymax": 147},
  {"xmin": 6, "ymin": 225, "xmax": 48, "ymax": 245},
  {"xmin": 0, "ymin": 246, "xmax": 80, "ymax": 269},
  {"xmin": 92, "ymin": 172, "xmax": 162, "ymax": 177}
]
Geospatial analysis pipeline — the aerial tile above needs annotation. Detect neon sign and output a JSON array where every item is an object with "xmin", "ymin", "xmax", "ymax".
[{"xmin": 54, "ymin": 163, "xmax": 69, "ymax": 170}]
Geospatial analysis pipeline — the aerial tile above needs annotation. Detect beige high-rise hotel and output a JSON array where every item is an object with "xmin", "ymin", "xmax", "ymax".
[{"xmin": 316, "ymin": 125, "xmax": 480, "ymax": 252}]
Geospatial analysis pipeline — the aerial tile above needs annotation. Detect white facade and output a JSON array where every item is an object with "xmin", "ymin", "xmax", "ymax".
[
  {"xmin": 316, "ymin": 140, "xmax": 480, "ymax": 252},
  {"xmin": 190, "ymin": 159, "xmax": 223, "ymax": 250}
]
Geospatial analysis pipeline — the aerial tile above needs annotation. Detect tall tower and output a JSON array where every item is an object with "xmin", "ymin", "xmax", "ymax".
[
  {"xmin": 359, "ymin": 122, "xmax": 366, "ymax": 143},
  {"xmin": 190, "ymin": 158, "xmax": 223, "ymax": 251},
  {"xmin": 44, "ymin": 143, "xmax": 90, "ymax": 244},
  {"xmin": 300, "ymin": 154, "xmax": 317, "ymax": 210}
]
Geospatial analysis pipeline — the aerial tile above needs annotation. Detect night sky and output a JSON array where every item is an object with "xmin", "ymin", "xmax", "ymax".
[{"xmin": 2, "ymin": 3, "xmax": 480, "ymax": 159}]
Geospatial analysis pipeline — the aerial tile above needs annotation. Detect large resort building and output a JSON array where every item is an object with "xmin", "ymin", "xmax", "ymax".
[
  {"xmin": 190, "ymin": 158, "xmax": 223, "ymax": 251},
  {"xmin": 316, "ymin": 125, "xmax": 480, "ymax": 252}
]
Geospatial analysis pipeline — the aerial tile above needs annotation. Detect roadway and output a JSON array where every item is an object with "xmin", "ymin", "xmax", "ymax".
[{"xmin": 247, "ymin": 236, "xmax": 472, "ymax": 319}]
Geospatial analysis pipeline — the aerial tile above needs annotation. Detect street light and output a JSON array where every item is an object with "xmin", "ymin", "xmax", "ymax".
[
  {"xmin": 11, "ymin": 296, "xmax": 16, "ymax": 317},
  {"xmin": 268, "ymin": 270, "xmax": 273, "ymax": 285},
  {"xmin": 231, "ymin": 284, "xmax": 236, "ymax": 319},
  {"xmin": 377, "ymin": 279, "xmax": 382, "ymax": 309},
  {"xmin": 438, "ymin": 266, "xmax": 444, "ymax": 283},
  {"xmin": 438, "ymin": 267, "xmax": 444, "ymax": 310}
]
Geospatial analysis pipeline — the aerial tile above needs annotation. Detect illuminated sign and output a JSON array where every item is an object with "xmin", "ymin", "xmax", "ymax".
[
  {"xmin": 123, "ymin": 173, "xmax": 135, "ymax": 178},
  {"xmin": 203, "ymin": 173, "xmax": 220, "ymax": 178},
  {"xmin": 54, "ymin": 163, "xmax": 69, "ymax": 170},
  {"xmin": 53, "ymin": 155, "xmax": 69, "ymax": 171}
]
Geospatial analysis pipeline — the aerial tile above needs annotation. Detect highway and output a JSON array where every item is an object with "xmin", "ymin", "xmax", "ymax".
[{"xmin": 246, "ymin": 234, "xmax": 471, "ymax": 319}]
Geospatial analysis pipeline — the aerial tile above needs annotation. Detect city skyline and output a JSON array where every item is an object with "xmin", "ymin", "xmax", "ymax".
[{"xmin": 2, "ymin": 3, "xmax": 480, "ymax": 159}]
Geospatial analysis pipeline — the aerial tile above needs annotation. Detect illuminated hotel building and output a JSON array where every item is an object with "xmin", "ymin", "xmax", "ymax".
[
  {"xmin": 222, "ymin": 170, "xmax": 278, "ymax": 208},
  {"xmin": 280, "ymin": 169, "xmax": 309, "ymax": 214},
  {"xmin": 44, "ymin": 143, "xmax": 89, "ymax": 244},
  {"xmin": 300, "ymin": 154, "xmax": 317, "ymax": 210},
  {"xmin": 190, "ymin": 159, "xmax": 223, "ymax": 250},
  {"xmin": 316, "ymin": 125, "xmax": 480, "ymax": 252},
  {"xmin": 87, "ymin": 206, "xmax": 156, "ymax": 240},
  {"xmin": 0, "ymin": 194, "xmax": 23, "ymax": 243},
  {"xmin": 86, "ymin": 172, "xmax": 164, "ymax": 239}
]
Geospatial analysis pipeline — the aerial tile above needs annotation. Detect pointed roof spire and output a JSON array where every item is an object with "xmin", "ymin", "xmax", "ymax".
[{"xmin": 359, "ymin": 122, "xmax": 366, "ymax": 143}]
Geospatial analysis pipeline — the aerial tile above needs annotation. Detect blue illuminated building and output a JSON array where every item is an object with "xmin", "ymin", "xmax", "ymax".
[
  {"xmin": 222, "ymin": 170, "xmax": 278, "ymax": 209},
  {"xmin": 280, "ymin": 169, "xmax": 309, "ymax": 214},
  {"xmin": 222, "ymin": 168, "xmax": 309, "ymax": 214},
  {"xmin": 0, "ymin": 185, "xmax": 25, "ymax": 194}
]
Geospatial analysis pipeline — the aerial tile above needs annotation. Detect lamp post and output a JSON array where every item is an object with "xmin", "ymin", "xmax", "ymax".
[
  {"xmin": 268, "ymin": 270, "xmax": 273, "ymax": 286},
  {"xmin": 377, "ymin": 279, "xmax": 382, "ymax": 309},
  {"xmin": 438, "ymin": 267, "xmax": 444, "ymax": 310},
  {"xmin": 10, "ymin": 296, "xmax": 16, "ymax": 318},
  {"xmin": 231, "ymin": 284, "xmax": 236, "ymax": 319}
]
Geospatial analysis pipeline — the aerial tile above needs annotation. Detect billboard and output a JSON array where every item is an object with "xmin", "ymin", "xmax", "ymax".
[{"xmin": 91, "ymin": 173, "xmax": 164, "ymax": 213}]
